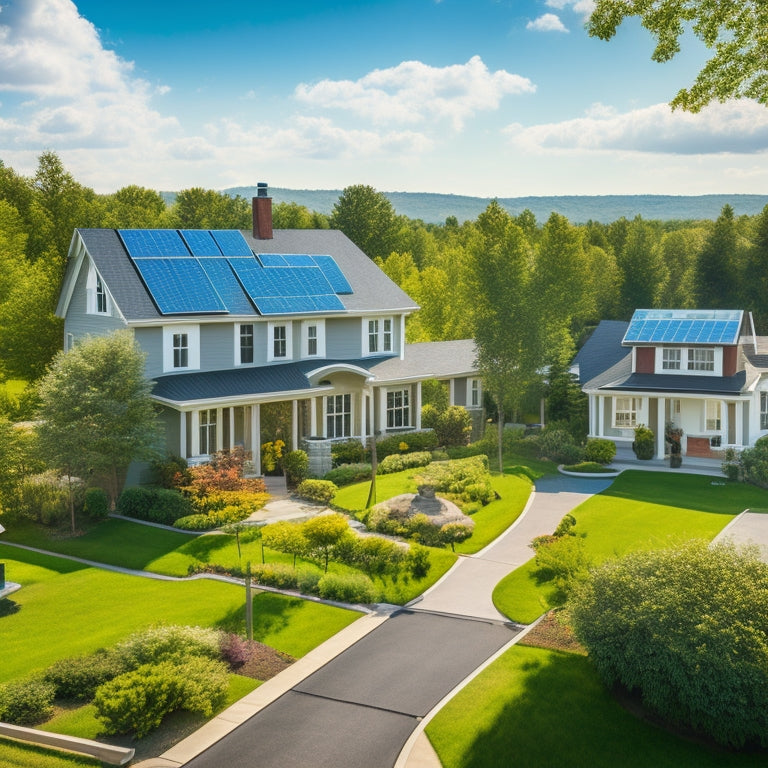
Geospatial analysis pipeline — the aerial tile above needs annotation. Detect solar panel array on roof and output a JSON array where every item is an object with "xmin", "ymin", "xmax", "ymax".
[
  {"xmin": 623, "ymin": 309, "xmax": 743, "ymax": 345},
  {"xmin": 117, "ymin": 229, "xmax": 353, "ymax": 316}
]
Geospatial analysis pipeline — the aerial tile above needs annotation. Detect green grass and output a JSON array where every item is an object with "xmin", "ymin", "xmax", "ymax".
[
  {"xmin": 493, "ymin": 471, "xmax": 768, "ymax": 623},
  {"xmin": 426, "ymin": 644, "xmax": 767, "ymax": 768},
  {"xmin": 0, "ymin": 545, "xmax": 360, "ymax": 683},
  {"xmin": 0, "ymin": 738, "xmax": 99, "ymax": 768}
]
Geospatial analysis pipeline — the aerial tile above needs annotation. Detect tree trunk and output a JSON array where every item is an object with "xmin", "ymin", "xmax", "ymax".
[{"xmin": 496, "ymin": 400, "xmax": 504, "ymax": 475}]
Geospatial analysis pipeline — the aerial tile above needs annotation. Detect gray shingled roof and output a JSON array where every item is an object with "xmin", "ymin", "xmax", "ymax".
[
  {"xmin": 72, "ymin": 228, "xmax": 418, "ymax": 322},
  {"xmin": 151, "ymin": 340, "xmax": 478, "ymax": 405},
  {"xmin": 605, "ymin": 371, "xmax": 747, "ymax": 395},
  {"xmin": 572, "ymin": 320, "xmax": 630, "ymax": 386}
]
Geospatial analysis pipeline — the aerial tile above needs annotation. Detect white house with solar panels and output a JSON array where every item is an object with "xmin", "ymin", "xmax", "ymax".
[
  {"xmin": 572, "ymin": 308, "xmax": 768, "ymax": 460},
  {"xmin": 55, "ymin": 187, "xmax": 482, "ymax": 479}
]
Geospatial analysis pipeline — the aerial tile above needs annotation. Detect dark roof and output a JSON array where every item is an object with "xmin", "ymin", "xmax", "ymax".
[
  {"xmin": 151, "ymin": 340, "xmax": 478, "ymax": 405},
  {"xmin": 572, "ymin": 320, "xmax": 630, "ymax": 386},
  {"xmin": 603, "ymin": 371, "xmax": 747, "ymax": 395},
  {"xmin": 70, "ymin": 228, "xmax": 418, "ymax": 322}
]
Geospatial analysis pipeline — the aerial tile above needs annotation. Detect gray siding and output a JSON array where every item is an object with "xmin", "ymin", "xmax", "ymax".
[
  {"xmin": 453, "ymin": 378, "xmax": 468, "ymax": 406},
  {"xmin": 327, "ymin": 317, "xmax": 364, "ymax": 358},
  {"xmin": 201, "ymin": 324, "xmax": 237, "ymax": 371},
  {"xmin": 135, "ymin": 327, "xmax": 164, "ymax": 379}
]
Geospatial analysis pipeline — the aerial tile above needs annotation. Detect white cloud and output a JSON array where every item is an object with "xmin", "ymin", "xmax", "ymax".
[
  {"xmin": 506, "ymin": 100, "xmax": 768, "ymax": 155},
  {"xmin": 295, "ymin": 56, "xmax": 535, "ymax": 131},
  {"xmin": 545, "ymin": 0, "xmax": 595, "ymax": 16},
  {"xmin": 527, "ymin": 14, "xmax": 569, "ymax": 32}
]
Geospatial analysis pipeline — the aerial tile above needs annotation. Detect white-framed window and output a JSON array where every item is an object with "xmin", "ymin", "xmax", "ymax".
[
  {"xmin": 236, "ymin": 323, "xmax": 254, "ymax": 365},
  {"xmin": 762, "ymin": 392, "xmax": 768, "ymax": 431},
  {"xmin": 199, "ymin": 409, "xmax": 217, "ymax": 455},
  {"xmin": 614, "ymin": 397, "xmax": 641, "ymax": 428},
  {"xmin": 267, "ymin": 322, "xmax": 293, "ymax": 362},
  {"xmin": 468, "ymin": 378, "xmax": 482, "ymax": 408},
  {"xmin": 386, "ymin": 388, "xmax": 410, "ymax": 429},
  {"xmin": 662, "ymin": 348, "xmax": 681, "ymax": 370},
  {"xmin": 688, "ymin": 348, "xmax": 715, "ymax": 372},
  {"xmin": 301, "ymin": 319, "xmax": 325, "ymax": 358},
  {"xmin": 86, "ymin": 264, "xmax": 110, "ymax": 315},
  {"xmin": 326, "ymin": 393, "xmax": 351, "ymax": 438},
  {"xmin": 66, "ymin": 332, "xmax": 75, "ymax": 352},
  {"xmin": 364, "ymin": 317, "xmax": 394, "ymax": 355},
  {"xmin": 705, "ymin": 400, "xmax": 721, "ymax": 431},
  {"xmin": 162, "ymin": 325, "xmax": 200, "ymax": 372}
]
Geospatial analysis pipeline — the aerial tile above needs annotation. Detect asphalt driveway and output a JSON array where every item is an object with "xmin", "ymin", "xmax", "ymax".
[{"xmin": 183, "ymin": 610, "xmax": 520, "ymax": 768}]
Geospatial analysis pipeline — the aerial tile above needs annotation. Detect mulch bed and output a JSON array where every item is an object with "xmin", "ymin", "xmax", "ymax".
[
  {"xmin": 517, "ymin": 610, "xmax": 586, "ymax": 654},
  {"xmin": 236, "ymin": 642, "xmax": 295, "ymax": 681}
]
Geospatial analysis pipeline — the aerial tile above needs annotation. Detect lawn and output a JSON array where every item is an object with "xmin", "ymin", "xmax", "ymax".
[
  {"xmin": 0, "ymin": 545, "xmax": 360, "ymax": 683},
  {"xmin": 0, "ymin": 739, "xmax": 99, "ymax": 768},
  {"xmin": 425, "ymin": 644, "xmax": 768, "ymax": 768},
  {"xmin": 493, "ymin": 471, "xmax": 768, "ymax": 623}
]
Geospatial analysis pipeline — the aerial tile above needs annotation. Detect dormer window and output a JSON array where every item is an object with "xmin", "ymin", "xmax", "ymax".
[
  {"xmin": 662, "ymin": 348, "xmax": 680, "ymax": 370},
  {"xmin": 688, "ymin": 348, "xmax": 714, "ymax": 372}
]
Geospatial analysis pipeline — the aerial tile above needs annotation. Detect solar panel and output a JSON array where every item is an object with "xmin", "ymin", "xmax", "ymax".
[
  {"xmin": 198, "ymin": 258, "xmax": 255, "ymax": 314},
  {"xmin": 623, "ymin": 309, "xmax": 743, "ymax": 345},
  {"xmin": 180, "ymin": 230, "xmax": 222, "ymax": 257},
  {"xmin": 312, "ymin": 255, "xmax": 353, "ymax": 294},
  {"xmin": 133, "ymin": 258, "xmax": 227, "ymax": 314},
  {"xmin": 257, "ymin": 253, "xmax": 288, "ymax": 267},
  {"xmin": 211, "ymin": 230, "xmax": 253, "ymax": 257},
  {"xmin": 119, "ymin": 229, "xmax": 190, "ymax": 258}
]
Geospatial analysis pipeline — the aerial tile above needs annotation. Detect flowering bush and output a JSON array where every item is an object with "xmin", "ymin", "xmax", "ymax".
[{"xmin": 261, "ymin": 440, "xmax": 285, "ymax": 474}]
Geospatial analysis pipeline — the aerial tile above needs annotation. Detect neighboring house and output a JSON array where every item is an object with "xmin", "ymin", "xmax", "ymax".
[
  {"xmin": 55, "ymin": 187, "xmax": 482, "ymax": 480},
  {"xmin": 573, "ymin": 308, "xmax": 768, "ymax": 460}
]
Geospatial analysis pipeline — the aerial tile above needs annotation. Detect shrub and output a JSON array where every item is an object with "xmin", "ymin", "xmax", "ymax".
[
  {"xmin": 404, "ymin": 512, "xmax": 444, "ymax": 547},
  {"xmin": 335, "ymin": 536, "xmax": 406, "ymax": 578},
  {"xmin": 376, "ymin": 430, "xmax": 438, "ymax": 459},
  {"xmin": 251, "ymin": 563, "xmax": 300, "ymax": 590},
  {"xmin": 219, "ymin": 634, "xmax": 294, "ymax": 679},
  {"xmin": 324, "ymin": 463, "xmax": 372, "ymax": 486},
  {"xmin": 282, "ymin": 450, "xmax": 309, "ymax": 486},
  {"xmin": 332, "ymin": 439, "xmax": 366, "ymax": 466},
  {"xmin": 440, "ymin": 521, "xmax": 474, "ymax": 551},
  {"xmin": 296, "ymin": 568, "xmax": 322, "ymax": 594},
  {"xmin": 538, "ymin": 429, "xmax": 583, "ymax": 464},
  {"xmin": 632, "ymin": 425, "xmax": 655, "ymax": 460},
  {"xmin": 116, "ymin": 487, "xmax": 193, "ymax": 525},
  {"xmin": 296, "ymin": 479, "xmax": 338, "ymax": 504},
  {"xmin": 114, "ymin": 625, "xmax": 222, "ymax": 669},
  {"xmin": 261, "ymin": 440, "xmax": 285, "ymax": 474},
  {"xmin": 531, "ymin": 534, "xmax": 591, "ymax": 599},
  {"xmin": 183, "ymin": 448, "xmax": 266, "ymax": 494},
  {"xmin": 737, "ymin": 437, "xmax": 768, "ymax": 487},
  {"xmin": 44, "ymin": 650, "xmax": 128, "ymax": 701},
  {"xmin": 116, "ymin": 486, "xmax": 156, "ymax": 520},
  {"xmin": 0, "ymin": 677, "xmax": 55, "ymax": 725},
  {"xmin": 261, "ymin": 521, "xmax": 308, "ymax": 567},
  {"xmin": 83, "ymin": 487, "xmax": 109, "ymax": 518},
  {"xmin": 563, "ymin": 461, "xmax": 616, "ymax": 474},
  {"xmin": 302, "ymin": 513, "xmax": 352, "ymax": 571},
  {"xmin": 583, "ymin": 438, "xmax": 616, "ymax": 465},
  {"xmin": 15, "ymin": 471, "xmax": 82, "ymax": 527},
  {"xmin": 406, "ymin": 544, "xmax": 431, "ymax": 579},
  {"xmin": 317, "ymin": 572, "xmax": 378, "ymax": 604},
  {"xmin": 416, "ymin": 455, "xmax": 494, "ymax": 505},
  {"xmin": 190, "ymin": 489, "xmax": 269, "ymax": 517},
  {"xmin": 174, "ymin": 505, "xmax": 250, "ymax": 531},
  {"xmin": 722, "ymin": 447, "xmax": 741, "ymax": 482},
  {"xmin": 378, "ymin": 450, "xmax": 432, "ymax": 475},
  {"xmin": 432, "ymin": 405, "xmax": 472, "ymax": 447},
  {"xmin": 152, "ymin": 454, "xmax": 192, "ymax": 489}
]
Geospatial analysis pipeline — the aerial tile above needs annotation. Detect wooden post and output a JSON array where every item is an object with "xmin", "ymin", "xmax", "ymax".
[{"xmin": 245, "ymin": 561, "xmax": 253, "ymax": 642}]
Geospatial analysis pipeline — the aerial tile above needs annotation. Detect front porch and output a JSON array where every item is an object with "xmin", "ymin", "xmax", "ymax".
[{"xmin": 611, "ymin": 443, "xmax": 725, "ymax": 476}]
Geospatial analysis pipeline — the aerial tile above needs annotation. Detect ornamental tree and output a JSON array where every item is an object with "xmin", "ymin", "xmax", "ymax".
[{"xmin": 569, "ymin": 540, "xmax": 768, "ymax": 748}]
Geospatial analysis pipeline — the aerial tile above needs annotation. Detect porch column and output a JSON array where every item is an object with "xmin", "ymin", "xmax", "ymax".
[
  {"xmin": 291, "ymin": 399, "xmax": 298, "ymax": 450},
  {"xmin": 656, "ymin": 396, "xmax": 666, "ymax": 459},
  {"xmin": 229, "ymin": 408, "xmax": 235, "ymax": 450},
  {"xmin": 179, "ymin": 411, "xmax": 187, "ymax": 459},
  {"xmin": 190, "ymin": 410, "xmax": 200, "ymax": 457},
  {"xmin": 735, "ymin": 401, "xmax": 744, "ymax": 446},
  {"xmin": 379, "ymin": 388, "xmax": 387, "ymax": 433},
  {"xmin": 360, "ymin": 391, "xmax": 367, "ymax": 439},
  {"xmin": 597, "ymin": 395, "xmax": 605, "ymax": 437},
  {"xmin": 721, "ymin": 399, "xmax": 728, "ymax": 446},
  {"xmin": 414, "ymin": 382, "xmax": 422, "ymax": 430},
  {"xmin": 215, "ymin": 408, "xmax": 223, "ymax": 453},
  {"xmin": 251, "ymin": 404, "xmax": 261, "ymax": 475},
  {"xmin": 310, "ymin": 396, "xmax": 318, "ymax": 436},
  {"xmin": 448, "ymin": 379, "xmax": 455, "ymax": 406}
]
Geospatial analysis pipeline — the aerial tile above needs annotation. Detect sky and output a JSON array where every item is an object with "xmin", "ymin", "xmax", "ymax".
[{"xmin": 1, "ymin": 0, "xmax": 767, "ymax": 198}]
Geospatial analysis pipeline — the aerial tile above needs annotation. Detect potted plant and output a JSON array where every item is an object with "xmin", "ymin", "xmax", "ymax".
[
  {"xmin": 666, "ymin": 424, "xmax": 683, "ymax": 468},
  {"xmin": 632, "ymin": 425, "xmax": 655, "ymax": 460}
]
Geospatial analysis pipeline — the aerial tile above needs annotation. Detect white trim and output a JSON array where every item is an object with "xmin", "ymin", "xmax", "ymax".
[
  {"xmin": 162, "ymin": 324, "xmax": 200, "ymax": 372},
  {"xmin": 86, "ymin": 262, "xmax": 112, "ymax": 316},
  {"xmin": 362, "ymin": 315, "xmax": 394, "ymax": 356},
  {"xmin": 267, "ymin": 321, "xmax": 293, "ymax": 362},
  {"xmin": 301, "ymin": 318, "xmax": 326, "ymax": 359},
  {"xmin": 235, "ymin": 322, "xmax": 255, "ymax": 366}
]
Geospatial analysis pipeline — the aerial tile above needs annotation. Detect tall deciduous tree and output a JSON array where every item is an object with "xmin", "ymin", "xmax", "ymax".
[
  {"xmin": 588, "ymin": 0, "xmax": 768, "ymax": 111},
  {"xmin": 468, "ymin": 202, "xmax": 539, "ymax": 472},
  {"xmin": 171, "ymin": 188, "xmax": 251, "ymax": 229},
  {"xmin": 329, "ymin": 185, "xmax": 400, "ymax": 260},
  {"xmin": 37, "ymin": 331, "xmax": 160, "ymax": 521}
]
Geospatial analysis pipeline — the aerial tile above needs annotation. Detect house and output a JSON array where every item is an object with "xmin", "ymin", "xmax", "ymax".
[
  {"xmin": 573, "ymin": 308, "xmax": 768, "ymax": 460},
  {"xmin": 55, "ymin": 185, "xmax": 482, "ymax": 480}
]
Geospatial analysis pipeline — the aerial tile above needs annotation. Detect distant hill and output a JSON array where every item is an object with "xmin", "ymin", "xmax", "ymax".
[{"xmin": 165, "ymin": 187, "xmax": 768, "ymax": 225}]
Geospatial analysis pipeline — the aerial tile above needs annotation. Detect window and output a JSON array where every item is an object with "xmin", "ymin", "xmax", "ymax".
[
  {"xmin": 86, "ymin": 264, "xmax": 109, "ymax": 315},
  {"xmin": 469, "ymin": 378, "xmax": 482, "ymax": 408},
  {"xmin": 199, "ymin": 409, "xmax": 217, "ymax": 455},
  {"xmin": 762, "ymin": 392, "xmax": 768, "ymax": 430},
  {"xmin": 705, "ymin": 400, "xmax": 721, "ymax": 431},
  {"xmin": 662, "ymin": 348, "xmax": 681, "ymax": 370},
  {"xmin": 162, "ymin": 325, "xmax": 199, "ymax": 372},
  {"xmin": 239, "ymin": 324, "xmax": 254, "ymax": 364},
  {"xmin": 386, "ymin": 389, "xmax": 410, "ymax": 428},
  {"xmin": 96, "ymin": 275, "xmax": 108, "ymax": 313},
  {"xmin": 688, "ymin": 348, "xmax": 715, "ymax": 371},
  {"xmin": 614, "ymin": 397, "xmax": 641, "ymax": 428},
  {"xmin": 173, "ymin": 333, "xmax": 188, "ymax": 368},
  {"xmin": 364, "ymin": 317, "xmax": 394, "ymax": 355},
  {"xmin": 66, "ymin": 333, "xmax": 74, "ymax": 352},
  {"xmin": 326, "ymin": 394, "xmax": 351, "ymax": 438},
  {"xmin": 267, "ymin": 322, "xmax": 292, "ymax": 361},
  {"xmin": 301, "ymin": 319, "xmax": 325, "ymax": 358}
]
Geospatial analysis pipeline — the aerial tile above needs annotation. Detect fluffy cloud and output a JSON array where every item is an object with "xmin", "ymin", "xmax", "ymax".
[
  {"xmin": 506, "ymin": 100, "xmax": 768, "ymax": 155},
  {"xmin": 545, "ymin": 0, "xmax": 596, "ymax": 16},
  {"xmin": 295, "ymin": 56, "xmax": 535, "ymax": 131},
  {"xmin": 527, "ymin": 14, "xmax": 569, "ymax": 32}
]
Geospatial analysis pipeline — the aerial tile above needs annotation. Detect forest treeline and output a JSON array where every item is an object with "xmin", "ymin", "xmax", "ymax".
[{"xmin": 2, "ymin": 151, "xmax": 768, "ymax": 390}]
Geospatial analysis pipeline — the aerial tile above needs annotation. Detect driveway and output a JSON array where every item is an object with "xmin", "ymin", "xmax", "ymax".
[{"xmin": 182, "ymin": 610, "xmax": 519, "ymax": 768}]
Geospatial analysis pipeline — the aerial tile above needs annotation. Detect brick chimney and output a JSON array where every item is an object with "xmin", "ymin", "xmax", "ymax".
[{"xmin": 252, "ymin": 182, "xmax": 273, "ymax": 239}]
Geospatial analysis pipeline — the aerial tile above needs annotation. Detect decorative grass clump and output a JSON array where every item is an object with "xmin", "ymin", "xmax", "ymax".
[{"xmin": 562, "ymin": 461, "xmax": 618, "ymax": 474}]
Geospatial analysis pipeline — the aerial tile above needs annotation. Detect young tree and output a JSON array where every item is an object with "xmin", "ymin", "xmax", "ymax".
[
  {"xmin": 588, "ymin": 0, "xmax": 768, "ymax": 111},
  {"xmin": 329, "ymin": 185, "xmax": 400, "ymax": 260},
  {"xmin": 37, "ymin": 331, "xmax": 160, "ymax": 520},
  {"xmin": 261, "ymin": 521, "xmax": 308, "ymax": 568},
  {"xmin": 467, "ymin": 202, "xmax": 539, "ymax": 472},
  {"xmin": 301, "ymin": 513, "xmax": 352, "ymax": 572}
]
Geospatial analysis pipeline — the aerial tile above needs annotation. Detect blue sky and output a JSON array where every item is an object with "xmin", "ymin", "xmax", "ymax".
[{"xmin": 1, "ymin": 0, "xmax": 767, "ymax": 197}]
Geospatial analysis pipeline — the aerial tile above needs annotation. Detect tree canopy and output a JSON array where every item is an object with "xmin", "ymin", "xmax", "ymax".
[{"xmin": 588, "ymin": 0, "xmax": 768, "ymax": 111}]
